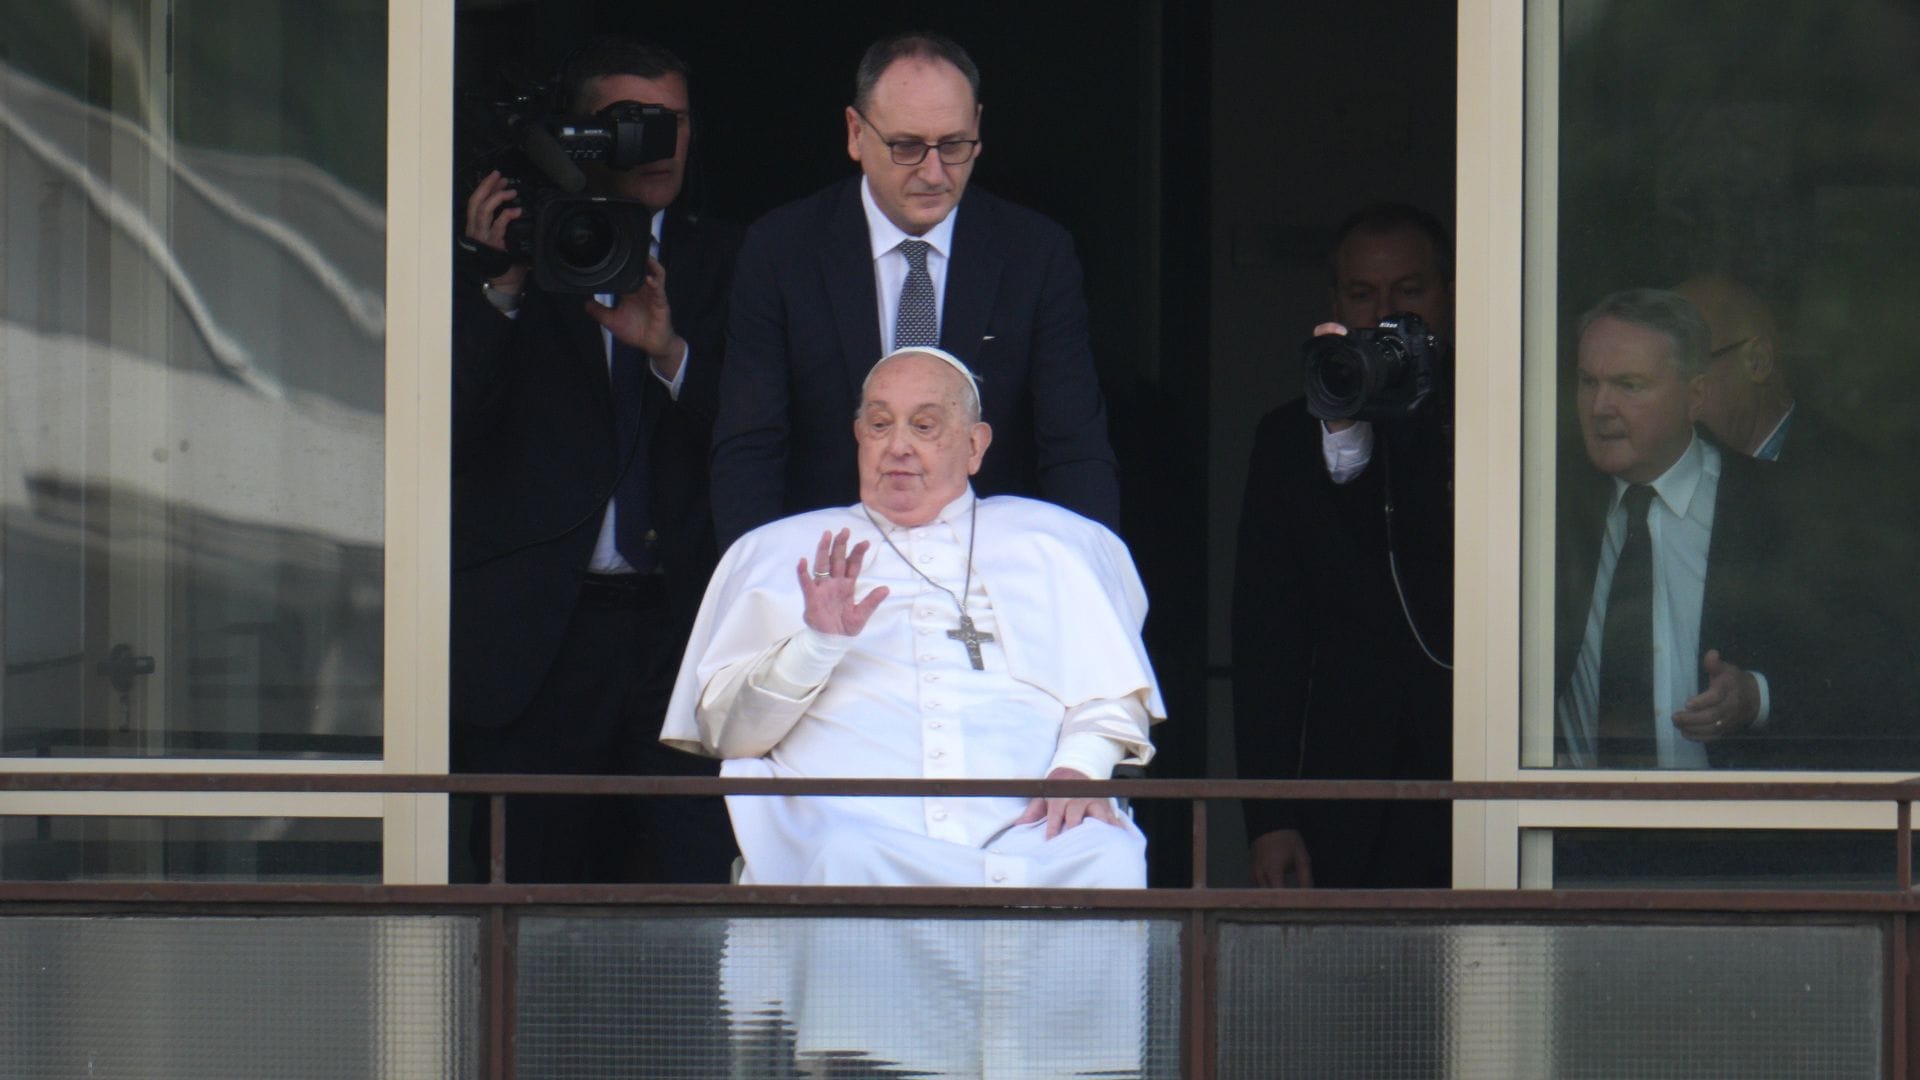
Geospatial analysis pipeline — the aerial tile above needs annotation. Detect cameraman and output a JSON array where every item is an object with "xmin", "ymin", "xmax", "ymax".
[
  {"xmin": 1232, "ymin": 203, "xmax": 1454, "ymax": 889},
  {"xmin": 451, "ymin": 36, "xmax": 740, "ymax": 884}
]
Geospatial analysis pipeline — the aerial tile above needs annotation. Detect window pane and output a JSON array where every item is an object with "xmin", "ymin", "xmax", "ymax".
[
  {"xmin": 0, "ymin": 816, "xmax": 380, "ymax": 882},
  {"xmin": 0, "ymin": 915, "xmax": 479, "ymax": 1079},
  {"xmin": 1217, "ymin": 920, "xmax": 1883, "ymax": 1078},
  {"xmin": 1535, "ymin": 827, "xmax": 1914, "ymax": 890},
  {"xmin": 0, "ymin": 1, "xmax": 387, "ymax": 758},
  {"xmin": 1530, "ymin": 0, "xmax": 1920, "ymax": 770},
  {"xmin": 515, "ymin": 915, "xmax": 1184, "ymax": 1079}
]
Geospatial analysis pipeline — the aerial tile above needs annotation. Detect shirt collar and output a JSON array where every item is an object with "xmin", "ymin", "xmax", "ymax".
[
  {"xmin": 860, "ymin": 176, "xmax": 958, "ymax": 261},
  {"xmin": 1614, "ymin": 431, "xmax": 1716, "ymax": 519},
  {"xmin": 865, "ymin": 486, "xmax": 976, "ymax": 535},
  {"xmin": 1752, "ymin": 401, "xmax": 1795, "ymax": 461}
]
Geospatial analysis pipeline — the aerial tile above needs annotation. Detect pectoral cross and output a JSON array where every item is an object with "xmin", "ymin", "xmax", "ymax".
[{"xmin": 947, "ymin": 614, "xmax": 995, "ymax": 671}]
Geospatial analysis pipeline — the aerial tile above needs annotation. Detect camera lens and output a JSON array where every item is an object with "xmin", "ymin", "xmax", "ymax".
[
  {"xmin": 550, "ymin": 204, "xmax": 623, "ymax": 276},
  {"xmin": 1299, "ymin": 314, "xmax": 1441, "ymax": 422},
  {"xmin": 1302, "ymin": 335, "xmax": 1381, "ymax": 420},
  {"xmin": 532, "ymin": 194, "xmax": 654, "ymax": 294},
  {"xmin": 1317, "ymin": 351, "xmax": 1364, "ymax": 401}
]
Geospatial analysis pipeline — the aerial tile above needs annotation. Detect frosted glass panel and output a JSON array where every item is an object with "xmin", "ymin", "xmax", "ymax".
[
  {"xmin": 1217, "ymin": 920, "xmax": 1882, "ymax": 1079},
  {"xmin": 0, "ymin": 916, "xmax": 480, "ymax": 1079},
  {"xmin": 517, "ymin": 914, "xmax": 1183, "ymax": 1079}
]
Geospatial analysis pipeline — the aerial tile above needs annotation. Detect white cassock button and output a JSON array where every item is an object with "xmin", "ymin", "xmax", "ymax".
[
  {"xmin": 991, "ymin": 872, "xmax": 1008, "ymax": 883},
  {"xmin": 924, "ymin": 674, "xmax": 939, "ymax": 682},
  {"xmin": 933, "ymin": 810, "xmax": 948, "ymax": 821},
  {"xmin": 919, "ymin": 554, "xmax": 933, "ymax": 563},
  {"xmin": 921, "ymin": 655, "xmax": 936, "ymax": 661},
  {"xmin": 928, "ymin": 720, "xmax": 943, "ymax": 729},
  {"xmin": 930, "ymin": 749, "xmax": 945, "ymax": 759},
  {"xmin": 918, "ymin": 628, "xmax": 931, "ymax": 636}
]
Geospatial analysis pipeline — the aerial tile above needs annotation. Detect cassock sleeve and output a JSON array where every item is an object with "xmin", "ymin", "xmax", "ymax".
[
  {"xmin": 1051, "ymin": 696, "xmax": 1154, "ymax": 778},
  {"xmin": 694, "ymin": 627, "xmax": 851, "ymax": 759}
]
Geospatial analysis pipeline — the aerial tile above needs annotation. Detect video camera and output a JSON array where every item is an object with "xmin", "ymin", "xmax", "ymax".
[
  {"xmin": 457, "ymin": 82, "xmax": 679, "ymax": 294},
  {"xmin": 1301, "ymin": 312, "xmax": 1447, "ymax": 422}
]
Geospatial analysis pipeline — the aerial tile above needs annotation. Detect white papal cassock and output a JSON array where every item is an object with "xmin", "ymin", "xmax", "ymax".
[
  {"xmin": 663, "ymin": 490, "xmax": 1166, "ymax": 1075},
  {"xmin": 661, "ymin": 489, "xmax": 1166, "ymax": 887}
]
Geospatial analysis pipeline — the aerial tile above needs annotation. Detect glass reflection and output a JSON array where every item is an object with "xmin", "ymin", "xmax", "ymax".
[
  {"xmin": 1542, "ymin": 828, "xmax": 1914, "ymax": 891},
  {"xmin": 515, "ymin": 915, "xmax": 1184, "ymax": 1079},
  {"xmin": 0, "ymin": 1, "xmax": 386, "ymax": 757},
  {"xmin": 1539, "ymin": 0, "xmax": 1920, "ymax": 770},
  {"xmin": 0, "ymin": 815, "xmax": 380, "ymax": 882}
]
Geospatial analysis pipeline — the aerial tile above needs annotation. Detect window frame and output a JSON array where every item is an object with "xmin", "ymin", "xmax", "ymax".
[
  {"xmin": 1451, "ymin": 0, "xmax": 1919, "ymax": 889},
  {"xmin": 1, "ymin": 0, "xmax": 451, "ymax": 885}
]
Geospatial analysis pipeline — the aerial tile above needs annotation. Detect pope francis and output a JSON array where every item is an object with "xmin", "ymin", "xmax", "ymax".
[
  {"xmin": 663, "ymin": 345, "xmax": 1164, "ymax": 1076},
  {"xmin": 662, "ymin": 345, "xmax": 1166, "ymax": 888}
]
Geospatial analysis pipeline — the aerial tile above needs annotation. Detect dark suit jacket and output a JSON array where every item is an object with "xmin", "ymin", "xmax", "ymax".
[
  {"xmin": 1553, "ymin": 438, "xmax": 1915, "ymax": 769},
  {"xmin": 710, "ymin": 178, "xmax": 1120, "ymax": 549},
  {"xmin": 1231, "ymin": 400, "xmax": 1453, "ymax": 887},
  {"xmin": 451, "ymin": 209, "xmax": 742, "ymax": 729}
]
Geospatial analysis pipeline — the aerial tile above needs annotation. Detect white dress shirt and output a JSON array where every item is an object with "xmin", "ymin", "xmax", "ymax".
[
  {"xmin": 1558, "ymin": 436, "xmax": 1771, "ymax": 768},
  {"xmin": 1321, "ymin": 420, "xmax": 1375, "ymax": 483},
  {"xmin": 860, "ymin": 177, "xmax": 959, "ymax": 349},
  {"xmin": 586, "ymin": 210, "xmax": 679, "ymax": 573}
]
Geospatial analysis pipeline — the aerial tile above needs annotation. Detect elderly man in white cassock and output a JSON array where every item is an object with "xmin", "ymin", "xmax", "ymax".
[
  {"xmin": 666, "ymin": 347, "xmax": 1162, "ymax": 1075},
  {"xmin": 662, "ymin": 345, "xmax": 1164, "ymax": 888}
]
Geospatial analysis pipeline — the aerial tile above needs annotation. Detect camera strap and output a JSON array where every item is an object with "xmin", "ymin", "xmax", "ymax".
[{"xmin": 1378, "ymin": 437, "xmax": 1452, "ymax": 671}]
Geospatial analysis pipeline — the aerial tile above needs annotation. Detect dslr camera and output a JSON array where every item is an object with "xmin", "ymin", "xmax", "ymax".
[
  {"xmin": 458, "ymin": 84, "xmax": 679, "ymax": 294},
  {"xmin": 1301, "ymin": 312, "xmax": 1446, "ymax": 422}
]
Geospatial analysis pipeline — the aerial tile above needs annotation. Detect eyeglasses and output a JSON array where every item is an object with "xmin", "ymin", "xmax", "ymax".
[
  {"xmin": 854, "ymin": 107, "xmax": 979, "ymax": 166},
  {"xmin": 1710, "ymin": 336, "xmax": 1755, "ymax": 358}
]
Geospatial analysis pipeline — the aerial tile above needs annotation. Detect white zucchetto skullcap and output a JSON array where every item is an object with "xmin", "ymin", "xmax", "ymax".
[{"xmin": 869, "ymin": 346, "xmax": 982, "ymax": 413}]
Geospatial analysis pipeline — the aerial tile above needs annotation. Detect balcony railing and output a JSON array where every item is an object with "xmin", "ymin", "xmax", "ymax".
[{"xmin": 3, "ymin": 774, "xmax": 1917, "ymax": 1079}]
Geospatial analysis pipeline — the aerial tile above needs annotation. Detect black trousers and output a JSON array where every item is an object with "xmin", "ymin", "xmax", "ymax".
[{"xmin": 451, "ymin": 576, "xmax": 736, "ymax": 884}]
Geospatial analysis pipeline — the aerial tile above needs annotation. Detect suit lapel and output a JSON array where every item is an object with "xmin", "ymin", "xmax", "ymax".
[
  {"xmin": 940, "ymin": 190, "xmax": 1002, "ymax": 368},
  {"xmin": 819, "ymin": 181, "xmax": 883, "ymax": 402},
  {"xmin": 1554, "ymin": 468, "xmax": 1612, "ymax": 689},
  {"xmin": 1700, "ymin": 445, "xmax": 1757, "ymax": 659},
  {"xmin": 659, "ymin": 208, "xmax": 686, "ymax": 306},
  {"xmin": 658, "ymin": 207, "xmax": 704, "ymax": 313},
  {"xmin": 557, "ymin": 297, "xmax": 614, "ymax": 421}
]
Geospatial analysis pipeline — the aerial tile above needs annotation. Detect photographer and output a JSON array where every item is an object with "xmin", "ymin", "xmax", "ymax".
[
  {"xmin": 1232, "ymin": 204, "xmax": 1454, "ymax": 889},
  {"xmin": 450, "ymin": 36, "xmax": 740, "ymax": 884}
]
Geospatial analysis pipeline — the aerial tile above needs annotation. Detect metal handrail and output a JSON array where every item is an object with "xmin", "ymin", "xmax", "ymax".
[
  {"xmin": 4, "ymin": 773, "xmax": 1919, "ymax": 800},
  {"xmin": 4, "ymin": 772, "xmax": 1916, "ymax": 1079}
]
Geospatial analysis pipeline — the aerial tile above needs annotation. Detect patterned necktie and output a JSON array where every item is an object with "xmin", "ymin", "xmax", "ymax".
[
  {"xmin": 1595, "ymin": 484, "xmax": 1656, "ymax": 766},
  {"xmin": 609, "ymin": 339, "xmax": 657, "ymax": 573},
  {"xmin": 893, "ymin": 239, "xmax": 938, "ymax": 348}
]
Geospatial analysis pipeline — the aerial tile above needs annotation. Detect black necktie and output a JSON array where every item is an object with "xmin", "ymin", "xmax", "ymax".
[
  {"xmin": 893, "ymin": 239, "xmax": 938, "ymax": 348},
  {"xmin": 1596, "ymin": 484, "xmax": 1656, "ymax": 766},
  {"xmin": 609, "ymin": 339, "xmax": 657, "ymax": 572}
]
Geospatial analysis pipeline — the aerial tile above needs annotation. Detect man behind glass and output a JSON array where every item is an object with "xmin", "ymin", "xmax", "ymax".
[
  {"xmin": 450, "ymin": 36, "xmax": 739, "ymax": 882},
  {"xmin": 1674, "ymin": 274, "xmax": 1846, "ymax": 465},
  {"xmin": 1554, "ymin": 288, "xmax": 1908, "ymax": 768}
]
